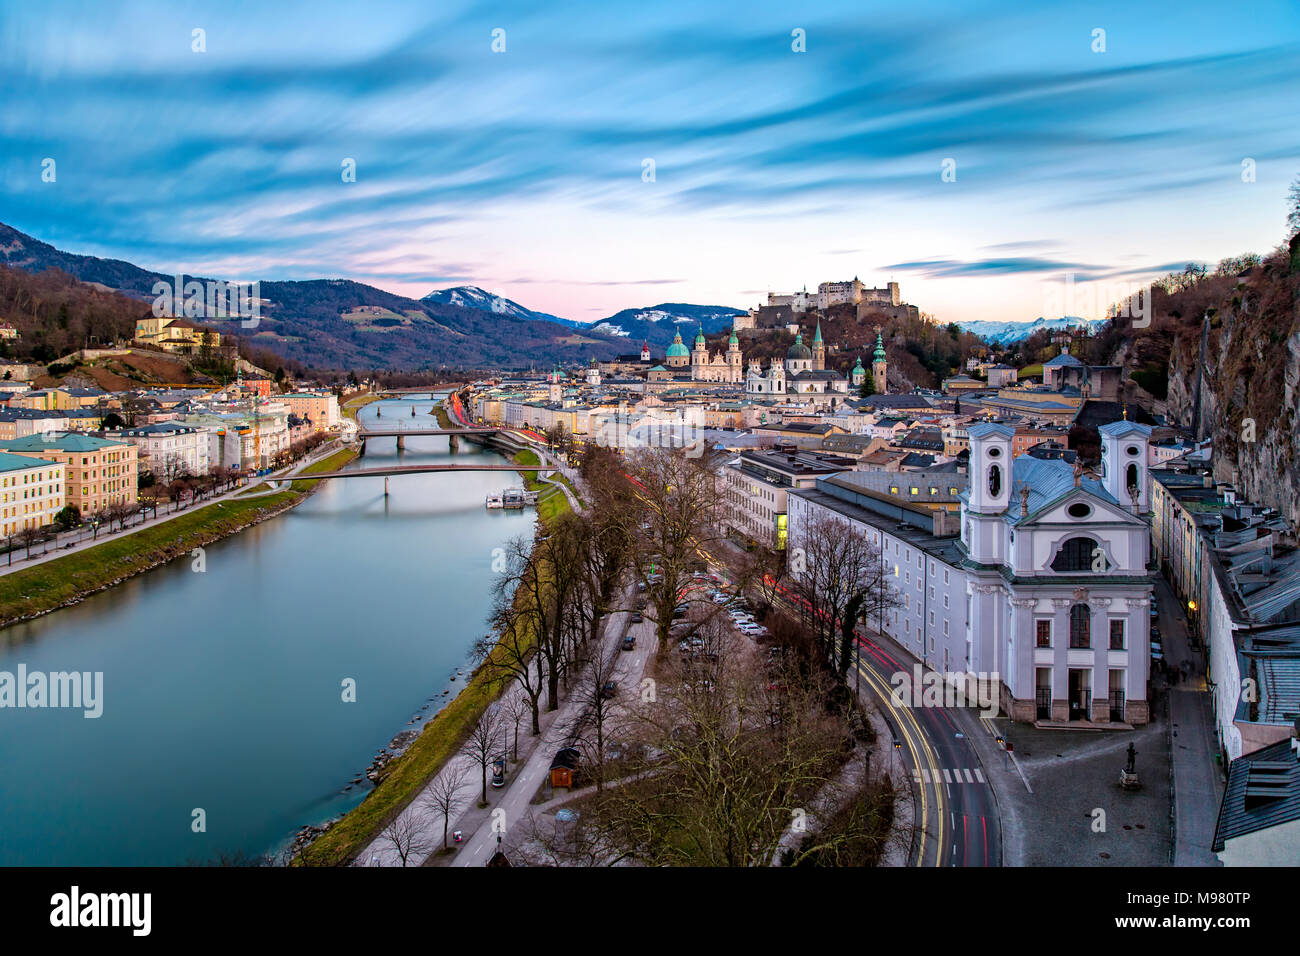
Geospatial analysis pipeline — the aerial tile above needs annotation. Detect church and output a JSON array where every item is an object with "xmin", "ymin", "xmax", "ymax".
[
  {"xmin": 786, "ymin": 419, "xmax": 1155, "ymax": 727},
  {"xmin": 745, "ymin": 321, "xmax": 852, "ymax": 405}
]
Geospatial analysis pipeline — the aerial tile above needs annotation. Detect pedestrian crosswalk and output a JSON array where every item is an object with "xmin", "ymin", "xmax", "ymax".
[{"xmin": 913, "ymin": 767, "xmax": 985, "ymax": 785}]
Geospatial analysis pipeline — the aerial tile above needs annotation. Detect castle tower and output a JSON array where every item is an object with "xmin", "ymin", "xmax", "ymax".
[
  {"xmin": 812, "ymin": 320, "xmax": 826, "ymax": 371},
  {"xmin": 871, "ymin": 329, "xmax": 888, "ymax": 395}
]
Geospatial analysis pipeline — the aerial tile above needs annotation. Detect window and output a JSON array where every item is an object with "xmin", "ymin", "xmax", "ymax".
[
  {"xmin": 1052, "ymin": 537, "xmax": 1102, "ymax": 572},
  {"xmin": 988, "ymin": 464, "xmax": 1001, "ymax": 496},
  {"xmin": 1109, "ymin": 619, "xmax": 1125, "ymax": 650},
  {"xmin": 1070, "ymin": 604, "xmax": 1091, "ymax": 648},
  {"xmin": 1036, "ymin": 620, "xmax": 1051, "ymax": 648}
]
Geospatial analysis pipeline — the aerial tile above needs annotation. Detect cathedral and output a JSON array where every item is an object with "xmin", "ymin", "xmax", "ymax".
[{"xmin": 690, "ymin": 326, "xmax": 744, "ymax": 383}]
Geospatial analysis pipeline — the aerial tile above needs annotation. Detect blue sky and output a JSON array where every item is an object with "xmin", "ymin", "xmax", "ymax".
[{"xmin": 3, "ymin": 0, "xmax": 1299, "ymax": 324}]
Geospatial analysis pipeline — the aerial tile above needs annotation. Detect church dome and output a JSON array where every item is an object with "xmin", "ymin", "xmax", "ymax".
[
  {"xmin": 786, "ymin": 332, "xmax": 812, "ymax": 361},
  {"xmin": 666, "ymin": 331, "xmax": 689, "ymax": 358},
  {"xmin": 694, "ymin": 326, "xmax": 706, "ymax": 347}
]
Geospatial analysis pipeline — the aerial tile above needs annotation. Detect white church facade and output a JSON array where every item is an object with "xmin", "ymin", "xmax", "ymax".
[{"xmin": 787, "ymin": 419, "xmax": 1155, "ymax": 726}]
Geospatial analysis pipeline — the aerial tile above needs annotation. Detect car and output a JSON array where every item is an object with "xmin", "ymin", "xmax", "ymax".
[
  {"xmin": 630, "ymin": 611, "xmax": 643, "ymax": 623},
  {"xmin": 491, "ymin": 757, "xmax": 506, "ymax": 788},
  {"xmin": 601, "ymin": 680, "xmax": 619, "ymax": 699},
  {"xmin": 622, "ymin": 635, "xmax": 637, "ymax": 651},
  {"xmin": 1150, "ymin": 641, "xmax": 1163, "ymax": 655}
]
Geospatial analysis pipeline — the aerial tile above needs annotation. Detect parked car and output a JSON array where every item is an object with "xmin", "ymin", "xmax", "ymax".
[
  {"xmin": 601, "ymin": 680, "xmax": 619, "ymax": 699},
  {"xmin": 630, "ymin": 611, "xmax": 643, "ymax": 624},
  {"xmin": 622, "ymin": 634, "xmax": 637, "ymax": 651},
  {"xmin": 491, "ymin": 757, "xmax": 506, "ymax": 788}
]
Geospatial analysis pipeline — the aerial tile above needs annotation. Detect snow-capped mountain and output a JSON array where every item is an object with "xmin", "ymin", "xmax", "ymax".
[
  {"xmin": 421, "ymin": 289, "xmax": 746, "ymax": 350},
  {"xmin": 956, "ymin": 315, "xmax": 1109, "ymax": 345},
  {"xmin": 591, "ymin": 303, "xmax": 746, "ymax": 348},
  {"xmin": 422, "ymin": 286, "xmax": 576, "ymax": 326}
]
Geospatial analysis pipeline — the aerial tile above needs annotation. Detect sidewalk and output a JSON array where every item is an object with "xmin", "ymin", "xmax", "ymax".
[
  {"xmin": 1154, "ymin": 575, "xmax": 1224, "ymax": 866},
  {"xmin": 0, "ymin": 441, "xmax": 341, "ymax": 578}
]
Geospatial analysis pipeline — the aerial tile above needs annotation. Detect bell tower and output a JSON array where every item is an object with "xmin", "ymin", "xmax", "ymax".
[{"xmin": 1098, "ymin": 421, "xmax": 1152, "ymax": 514}]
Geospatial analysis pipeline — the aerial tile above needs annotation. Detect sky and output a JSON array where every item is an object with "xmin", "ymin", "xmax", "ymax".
[{"xmin": 2, "ymin": 0, "xmax": 1299, "ymax": 325}]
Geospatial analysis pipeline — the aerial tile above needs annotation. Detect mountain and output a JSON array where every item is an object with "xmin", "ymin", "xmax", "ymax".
[
  {"xmin": 589, "ymin": 303, "xmax": 746, "ymax": 349},
  {"xmin": 956, "ymin": 315, "xmax": 1107, "ymax": 345},
  {"xmin": 0, "ymin": 223, "xmax": 624, "ymax": 370},
  {"xmin": 1094, "ymin": 239, "xmax": 1300, "ymax": 528},
  {"xmin": 422, "ymin": 286, "xmax": 579, "ymax": 328}
]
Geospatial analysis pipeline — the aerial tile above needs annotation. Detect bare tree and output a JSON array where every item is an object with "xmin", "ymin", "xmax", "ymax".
[
  {"xmin": 627, "ymin": 446, "xmax": 727, "ymax": 650},
  {"xmin": 379, "ymin": 811, "xmax": 433, "ymax": 867},
  {"xmin": 466, "ymin": 706, "xmax": 504, "ymax": 807},
  {"xmin": 587, "ymin": 627, "xmax": 855, "ymax": 867},
  {"xmin": 789, "ymin": 512, "xmax": 896, "ymax": 681},
  {"xmin": 499, "ymin": 691, "xmax": 530, "ymax": 762},
  {"xmin": 562, "ymin": 640, "xmax": 625, "ymax": 794},
  {"xmin": 421, "ymin": 762, "xmax": 471, "ymax": 853}
]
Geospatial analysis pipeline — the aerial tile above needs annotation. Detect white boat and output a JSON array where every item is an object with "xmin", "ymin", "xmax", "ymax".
[{"xmin": 485, "ymin": 493, "xmax": 504, "ymax": 509}]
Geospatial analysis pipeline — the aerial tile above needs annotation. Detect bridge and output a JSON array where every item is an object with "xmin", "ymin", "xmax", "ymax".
[
  {"xmin": 297, "ymin": 463, "xmax": 550, "ymax": 480},
  {"xmin": 353, "ymin": 423, "xmax": 509, "ymax": 453}
]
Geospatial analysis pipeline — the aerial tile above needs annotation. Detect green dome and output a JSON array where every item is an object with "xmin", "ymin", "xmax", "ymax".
[
  {"xmin": 666, "ymin": 330, "xmax": 689, "ymax": 358},
  {"xmin": 813, "ymin": 320, "xmax": 823, "ymax": 345},
  {"xmin": 872, "ymin": 331, "xmax": 886, "ymax": 362},
  {"xmin": 786, "ymin": 331, "xmax": 812, "ymax": 361},
  {"xmin": 694, "ymin": 325, "xmax": 706, "ymax": 347},
  {"xmin": 853, "ymin": 356, "xmax": 863, "ymax": 368},
  {"xmin": 728, "ymin": 327, "xmax": 739, "ymax": 346}
]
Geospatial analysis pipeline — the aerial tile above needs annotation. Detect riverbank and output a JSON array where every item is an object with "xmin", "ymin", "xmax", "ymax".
[
  {"xmin": 0, "ymin": 448, "xmax": 357, "ymax": 631},
  {"xmin": 291, "ymin": 441, "xmax": 574, "ymax": 867}
]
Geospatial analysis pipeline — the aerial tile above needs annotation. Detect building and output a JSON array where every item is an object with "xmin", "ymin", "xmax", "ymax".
[
  {"xmin": 134, "ymin": 316, "xmax": 222, "ymax": 354},
  {"xmin": 1212, "ymin": 727, "xmax": 1300, "ymax": 865},
  {"xmin": 720, "ymin": 447, "xmax": 856, "ymax": 549},
  {"xmin": 745, "ymin": 325, "xmax": 849, "ymax": 405},
  {"xmin": 0, "ymin": 450, "xmax": 64, "ymax": 536},
  {"xmin": 787, "ymin": 419, "xmax": 1156, "ymax": 726},
  {"xmin": 0, "ymin": 432, "xmax": 136, "ymax": 515},
  {"xmin": 277, "ymin": 392, "xmax": 341, "ymax": 432},
  {"xmin": 110, "ymin": 422, "xmax": 211, "ymax": 478},
  {"xmin": 1151, "ymin": 470, "xmax": 1299, "ymax": 762},
  {"xmin": 690, "ymin": 326, "xmax": 744, "ymax": 383}
]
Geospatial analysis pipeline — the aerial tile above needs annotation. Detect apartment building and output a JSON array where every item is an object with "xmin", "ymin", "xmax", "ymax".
[
  {"xmin": 0, "ymin": 450, "xmax": 64, "ymax": 536},
  {"xmin": 719, "ymin": 447, "xmax": 856, "ymax": 549},
  {"xmin": 278, "ymin": 392, "xmax": 341, "ymax": 432},
  {"xmin": 110, "ymin": 422, "xmax": 211, "ymax": 478},
  {"xmin": 0, "ymin": 432, "xmax": 136, "ymax": 515}
]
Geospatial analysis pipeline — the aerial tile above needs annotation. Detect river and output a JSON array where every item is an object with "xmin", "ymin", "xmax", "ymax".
[{"xmin": 0, "ymin": 394, "xmax": 534, "ymax": 865}]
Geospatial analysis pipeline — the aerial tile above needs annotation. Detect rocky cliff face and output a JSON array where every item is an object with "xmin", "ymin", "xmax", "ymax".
[{"xmin": 1111, "ymin": 241, "xmax": 1300, "ymax": 527}]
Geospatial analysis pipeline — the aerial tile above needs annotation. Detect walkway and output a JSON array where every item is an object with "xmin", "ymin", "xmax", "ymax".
[
  {"xmin": 0, "ymin": 442, "xmax": 341, "ymax": 578},
  {"xmin": 1155, "ymin": 575, "xmax": 1224, "ymax": 866}
]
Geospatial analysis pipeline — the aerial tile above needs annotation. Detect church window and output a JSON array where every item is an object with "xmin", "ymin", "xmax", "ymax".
[
  {"xmin": 1052, "ymin": 536, "xmax": 1100, "ymax": 572},
  {"xmin": 1069, "ymin": 604, "xmax": 1091, "ymax": 648},
  {"xmin": 988, "ymin": 464, "xmax": 1001, "ymax": 497}
]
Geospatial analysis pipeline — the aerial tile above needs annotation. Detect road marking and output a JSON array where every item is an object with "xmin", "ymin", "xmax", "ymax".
[
  {"xmin": 974, "ymin": 768, "xmax": 985, "ymax": 783},
  {"xmin": 963, "ymin": 768, "xmax": 973, "ymax": 783},
  {"xmin": 942, "ymin": 768, "xmax": 952, "ymax": 783}
]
